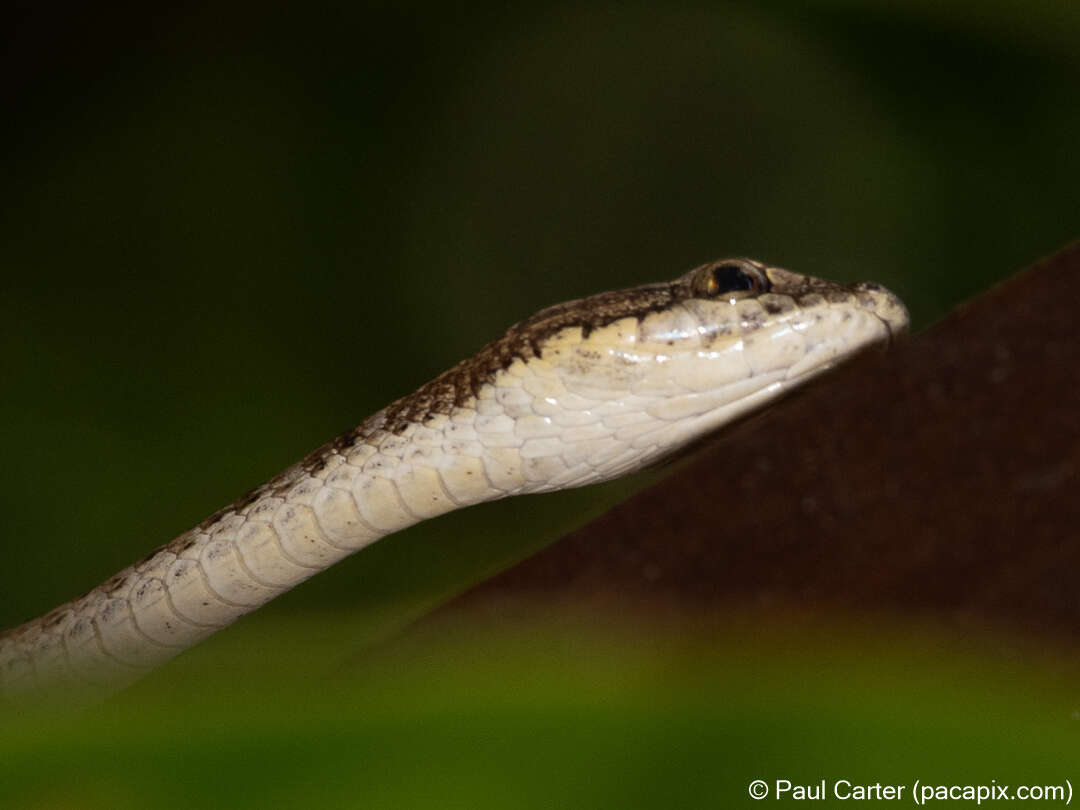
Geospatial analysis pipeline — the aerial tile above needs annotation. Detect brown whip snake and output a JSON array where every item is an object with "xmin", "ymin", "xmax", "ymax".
[{"xmin": 0, "ymin": 258, "xmax": 908, "ymax": 704}]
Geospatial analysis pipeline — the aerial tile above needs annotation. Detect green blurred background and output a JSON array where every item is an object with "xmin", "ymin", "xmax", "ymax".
[{"xmin": 3, "ymin": 1, "xmax": 1079, "ymax": 806}]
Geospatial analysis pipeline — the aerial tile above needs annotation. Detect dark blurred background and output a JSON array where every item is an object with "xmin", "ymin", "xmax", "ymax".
[
  {"xmin": 4, "ymin": 0, "xmax": 1078, "ymax": 628},
  {"xmin": 2, "ymin": 2, "xmax": 1079, "ymax": 805}
]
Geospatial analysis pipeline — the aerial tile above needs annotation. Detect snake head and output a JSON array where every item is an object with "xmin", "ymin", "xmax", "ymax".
[{"xmin": 504, "ymin": 258, "xmax": 909, "ymax": 489}]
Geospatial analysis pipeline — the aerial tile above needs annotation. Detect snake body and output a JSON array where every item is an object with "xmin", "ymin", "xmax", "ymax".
[{"xmin": 0, "ymin": 258, "xmax": 908, "ymax": 703}]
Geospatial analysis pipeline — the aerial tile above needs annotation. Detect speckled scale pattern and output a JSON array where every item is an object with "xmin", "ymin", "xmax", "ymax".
[{"xmin": 0, "ymin": 258, "xmax": 908, "ymax": 703}]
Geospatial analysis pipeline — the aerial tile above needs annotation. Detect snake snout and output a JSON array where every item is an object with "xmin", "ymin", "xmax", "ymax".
[{"xmin": 853, "ymin": 281, "xmax": 910, "ymax": 339}]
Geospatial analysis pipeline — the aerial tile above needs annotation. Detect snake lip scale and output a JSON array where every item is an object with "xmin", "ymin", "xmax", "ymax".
[{"xmin": 0, "ymin": 257, "xmax": 908, "ymax": 704}]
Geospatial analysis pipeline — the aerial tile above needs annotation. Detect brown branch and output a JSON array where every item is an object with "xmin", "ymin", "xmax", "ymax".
[{"xmin": 443, "ymin": 241, "xmax": 1080, "ymax": 641}]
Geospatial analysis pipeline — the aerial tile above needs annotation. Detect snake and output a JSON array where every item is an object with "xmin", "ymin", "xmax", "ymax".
[{"xmin": 0, "ymin": 258, "xmax": 908, "ymax": 704}]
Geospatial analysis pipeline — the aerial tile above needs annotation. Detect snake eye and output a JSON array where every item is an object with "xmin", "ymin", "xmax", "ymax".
[{"xmin": 698, "ymin": 261, "xmax": 768, "ymax": 298}]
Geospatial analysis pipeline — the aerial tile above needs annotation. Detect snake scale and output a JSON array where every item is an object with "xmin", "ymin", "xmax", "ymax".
[{"xmin": 0, "ymin": 258, "xmax": 908, "ymax": 704}]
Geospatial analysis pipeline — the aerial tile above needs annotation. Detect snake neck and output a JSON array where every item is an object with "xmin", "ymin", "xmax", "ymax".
[{"xmin": 0, "ymin": 390, "xmax": 514, "ymax": 703}]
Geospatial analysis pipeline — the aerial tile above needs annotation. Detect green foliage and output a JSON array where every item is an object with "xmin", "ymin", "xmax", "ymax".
[{"xmin": 4, "ymin": 615, "xmax": 1076, "ymax": 808}]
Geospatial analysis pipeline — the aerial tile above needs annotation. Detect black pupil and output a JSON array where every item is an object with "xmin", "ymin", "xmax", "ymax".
[{"xmin": 712, "ymin": 264, "xmax": 755, "ymax": 292}]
